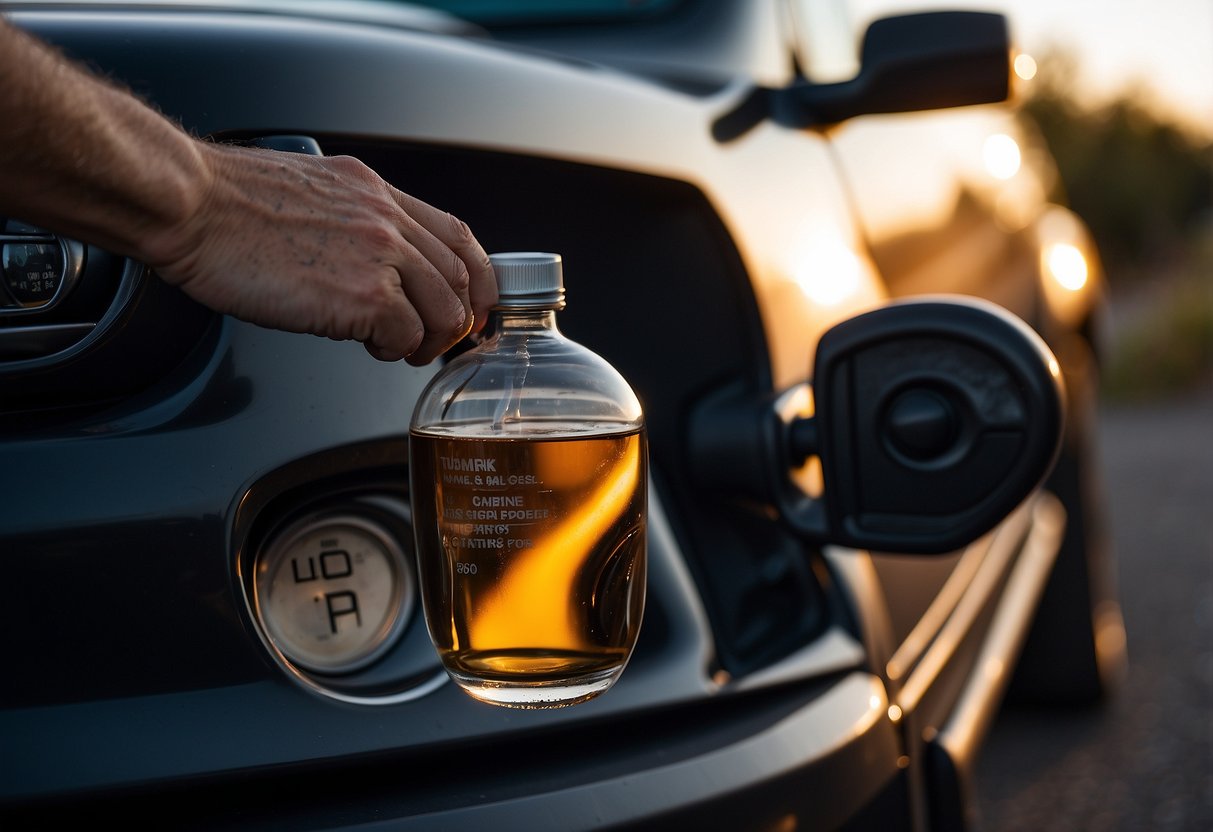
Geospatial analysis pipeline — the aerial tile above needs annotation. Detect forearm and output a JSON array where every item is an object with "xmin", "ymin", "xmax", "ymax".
[
  {"xmin": 0, "ymin": 17, "xmax": 495, "ymax": 364},
  {"xmin": 0, "ymin": 17, "xmax": 209, "ymax": 261}
]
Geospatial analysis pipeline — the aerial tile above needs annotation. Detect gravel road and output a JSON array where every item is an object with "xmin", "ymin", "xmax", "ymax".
[{"xmin": 973, "ymin": 389, "xmax": 1213, "ymax": 831}]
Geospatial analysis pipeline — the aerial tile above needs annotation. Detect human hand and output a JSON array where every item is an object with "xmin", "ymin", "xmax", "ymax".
[{"xmin": 143, "ymin": 142, "xmax": 497, "ymax": 364}]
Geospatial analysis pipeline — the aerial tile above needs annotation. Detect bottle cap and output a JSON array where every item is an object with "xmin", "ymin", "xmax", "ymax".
[{"xmin": 489, "ymin": 252, "xmax": 566, "ymax": 309}]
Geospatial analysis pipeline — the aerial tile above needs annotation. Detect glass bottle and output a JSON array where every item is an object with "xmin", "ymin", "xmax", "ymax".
[{"xmin": 410, "ymin": 252, "xmax": 647, "ymax": 709}]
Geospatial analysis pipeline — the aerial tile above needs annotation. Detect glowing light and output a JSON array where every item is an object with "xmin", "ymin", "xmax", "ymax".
[
  {"xmin": 1045, "ymin": 243, "xmax": 1089, "ymax": 291},
  {"xmin": 888, "ymin": 704, "xmax": 904, "ymax": 722},
  {"xmin": 1014, "ymin": 53, "xmax": 1038, "ymax": 81},
  {"xmin": 791, "ymin": 229, "xmax": 863, "ymax": 307},
  {"xmin": 983, "ymin": 134, "xmax": 1022, "ymax": 180},
  {"xmin": 469, "ymin": 437, "xmax": 640, "ymax": 650}
]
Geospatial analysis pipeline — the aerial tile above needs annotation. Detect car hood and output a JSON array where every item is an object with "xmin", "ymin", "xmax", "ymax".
[{"xmin": 1, "ymin": 0, "xmax": 485, "ymax": 36}]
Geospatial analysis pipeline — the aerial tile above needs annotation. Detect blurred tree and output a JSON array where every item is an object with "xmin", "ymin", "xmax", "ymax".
[{"xmin": 1021, "ymin": 51, "xmax": 1213, "ymax": 283}]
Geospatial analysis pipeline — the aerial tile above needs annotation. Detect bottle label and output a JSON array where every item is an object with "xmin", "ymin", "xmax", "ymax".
[{"xmin": 436, "ymin": 449, "xmax": 547, "ymax": 551}]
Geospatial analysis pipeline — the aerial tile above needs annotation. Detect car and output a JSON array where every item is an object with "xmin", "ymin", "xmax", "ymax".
[{"xmin": 0, "ymin": 1, "xmax": 1125, "ymax": 829}]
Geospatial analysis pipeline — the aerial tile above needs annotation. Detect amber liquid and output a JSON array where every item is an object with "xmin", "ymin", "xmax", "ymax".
[{"xmin": 410, "ymin": 427, "xmax": 647, "ymax": 708}]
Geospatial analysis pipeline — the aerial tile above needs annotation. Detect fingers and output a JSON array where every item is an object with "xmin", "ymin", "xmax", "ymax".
[
  {"xmin": 189, "ymin": 151, "xmax": 494, "ymax": 365},
  {"xmin": 392, "ymin": 211, "xmax": 475, "ymax": 354},
  {"xmin": 392, "ymin": 190, "xmax": 497, "ymax": 332},
  {"xmin": 363, "ymin": 188, "xmax": 496, "ymax": 365},
  {"xmin": 396, "ymin": 260, "xmax": 468, "ymax": 367}
]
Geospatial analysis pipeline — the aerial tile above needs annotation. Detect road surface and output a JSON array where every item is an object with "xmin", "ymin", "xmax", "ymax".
[{"xmin": 973, "ymin": 389, "xmax": 1213, "ymax": 831}]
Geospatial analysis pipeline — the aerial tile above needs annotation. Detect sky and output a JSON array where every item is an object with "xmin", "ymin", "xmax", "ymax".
[{"xmin": 847, "ymin": 0, "xmax": 1213, "ymax": 140}]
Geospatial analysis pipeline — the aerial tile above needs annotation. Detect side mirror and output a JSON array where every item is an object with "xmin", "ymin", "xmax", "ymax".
[
  {"xmin": 689, "ymin": 298, "xmax": 1064, "ymax": 554},
  {"xmin": 713, "ymin": 12, "xmax": 1011, "ymax": 140}
]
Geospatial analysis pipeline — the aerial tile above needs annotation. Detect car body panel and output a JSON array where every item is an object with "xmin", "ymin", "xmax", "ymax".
[
  {"xmin": 0, "ymin": 1, "xmax": 1104, "ymax": 827},
  {"xmin": 17, "ymin": 5, "xmax": 886, "ymax": 386}
]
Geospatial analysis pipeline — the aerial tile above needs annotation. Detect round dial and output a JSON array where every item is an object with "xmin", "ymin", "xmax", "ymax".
[
  {"xmin": 254, "ymin": 514, "xmax": 413, "ymax": 674},
  {"xmin": 2, "ymin": 242, "xmax": 64, "ymax": 307}
]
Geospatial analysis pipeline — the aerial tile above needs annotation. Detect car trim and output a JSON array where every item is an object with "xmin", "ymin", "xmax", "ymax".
[
  {"xmin": 0, "ymin": 258, "xmax": 142, "ymax": 372},
  {"xmin": 893, "ymin": 497, "xmax": 1040, "ymax": 715},
  {"xmin": 334, "ymin": 673, "xmax": 900, "ymax": 832},
  {"xmin": 886, "ymin": 536, "xmax": 994, "ymax": 686},
  {"xmin": 925, "ymin": 492, "xmax": 1066, "ymax": 828}
]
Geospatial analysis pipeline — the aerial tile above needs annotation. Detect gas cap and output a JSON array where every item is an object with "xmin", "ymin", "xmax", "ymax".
[{"xmin": 884, "ymin": 388, "xmax": 959, "ymax": 463}]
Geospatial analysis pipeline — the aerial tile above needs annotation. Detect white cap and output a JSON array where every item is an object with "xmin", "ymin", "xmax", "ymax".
[{"xmin": 489, "ymin": 252, "xmax": 566, "ymax": 309}]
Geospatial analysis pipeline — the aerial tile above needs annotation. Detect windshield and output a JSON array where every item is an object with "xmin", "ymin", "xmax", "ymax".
[{"xmin": 403, "ymin": 0, "xmax": 684, "ymax": 26}]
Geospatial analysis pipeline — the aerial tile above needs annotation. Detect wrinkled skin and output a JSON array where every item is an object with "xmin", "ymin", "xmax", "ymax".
[
  {"xmin": 153, "ymin": 144, "xmax": 497, "ymax": 365},
  {"xmin": 0, "ymin": 18, "xmax": 497, "ymax": 365}
]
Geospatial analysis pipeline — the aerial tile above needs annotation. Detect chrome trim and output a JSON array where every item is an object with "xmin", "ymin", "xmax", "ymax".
[
  {"xmin": 0, "ymin": 322, "xmax": 96, "ymax": 357},
  {"xmin": 886, "ymin": 535, "xmax": 993, "ymax": 684},
  {"xmin": 821, "ymin": 545, "xmax": 899, "ymax": 684},
  {"xmin": 895, "ymin": 498, "xmax": 1037, "ymax": 714},
  {"xmin": 932, "ymin": 492, "xmax": 1065, "ymax": 768},
  {"xmin": 0, "ymin": 257, "xmax": 143, "ymax": 371},
  {"xmin": 292, "ymin": 667, "xmax": 450, "ymax": 708},
  {"xmin": 242, "ymin": 505, "xmax": 446, "ymax": 706}
]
